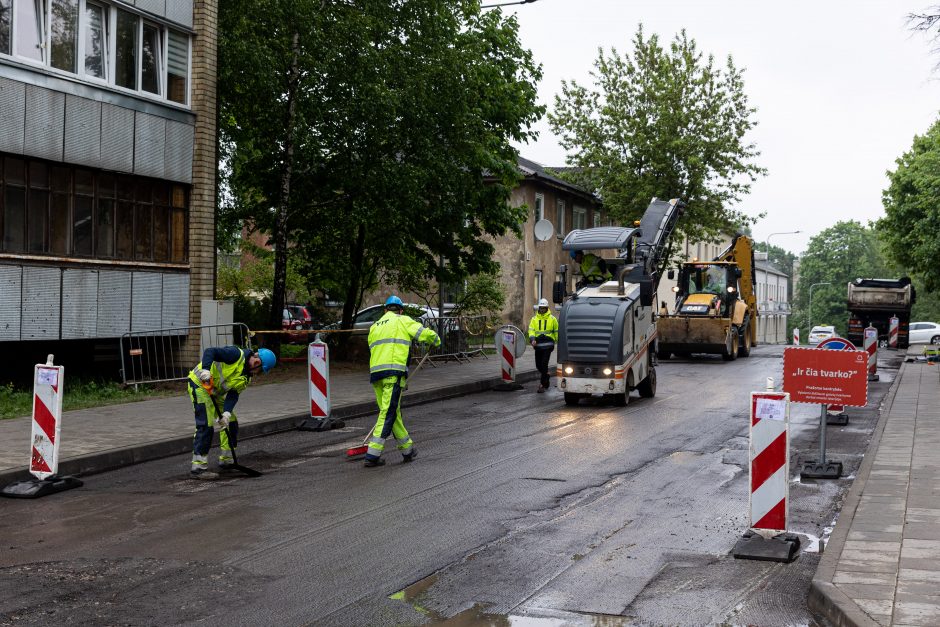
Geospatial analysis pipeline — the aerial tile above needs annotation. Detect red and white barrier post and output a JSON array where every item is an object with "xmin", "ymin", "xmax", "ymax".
[
  {"xmin": 500, "ymin": 329, "xmax": 517, "ymax": 383},
  {"xmin": 864, "ymin": 325, "xmax": 879, "ymax": 381},
  {"xmin": 888, "ymin": 316, "xmax": 899, "ymax": 349},
  {"xmin": 792, "ymin": 328, "xmax": 800, "ymax": 345},
  {"xmin": 733, "ymin": 385, "xmax": 800, "ymax": 562},
  {"xmin": 298, "ymin": 335, "xmax": 344, "ymax": 431},
  {"xmin": 1, "ymin": 355, "xmax": 82, "ymax": 499}
]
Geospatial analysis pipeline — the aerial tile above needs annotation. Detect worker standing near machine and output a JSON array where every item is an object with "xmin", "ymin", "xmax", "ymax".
[
  {"xmin": 528, "ymin": 298, "xmax": 559, "ymax": 393},
  {"xmin": 188, "ymin": 346, "xmax": 276, "ymax": 479},
  {"xmin": 364, "ymin": 295, "xmax": 441, "ymax": 468}
]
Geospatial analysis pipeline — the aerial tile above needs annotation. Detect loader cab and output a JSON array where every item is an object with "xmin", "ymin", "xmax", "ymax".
[{"xmin": 674, "ymin": 263, "xmax": 739, "ymax": 316}]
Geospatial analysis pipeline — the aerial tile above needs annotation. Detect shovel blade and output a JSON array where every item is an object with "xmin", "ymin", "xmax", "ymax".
[{"xmin": 230, "ymin": 463, "xmax": 262, "ymax": 478}]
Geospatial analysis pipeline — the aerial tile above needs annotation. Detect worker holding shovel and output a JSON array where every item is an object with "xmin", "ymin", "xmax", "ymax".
[
  {"xmin": 362, "ymin": 296, "xmax": 441, "ymax": 468},
  {"xmin": 187, "ymin": 346, "xmax": 276, "ymax": 479}
]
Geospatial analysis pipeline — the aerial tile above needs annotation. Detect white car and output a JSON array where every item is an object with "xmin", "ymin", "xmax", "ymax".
[
  {"xmin": 808, "ymin": 325, "xmax": 836, "ymax": 345},
  {"xmin": 908, "ymin": 321, "xmax": 940, "ymax": 345}
]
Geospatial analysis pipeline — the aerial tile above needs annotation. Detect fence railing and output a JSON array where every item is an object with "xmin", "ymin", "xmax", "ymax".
[
  {"xmin": 411, "ymin": 315, "xmax": 490, "ymax": 364},
  {"xmin": 120, "ymin": 323, "xmax": 252, "ymax": 387}
]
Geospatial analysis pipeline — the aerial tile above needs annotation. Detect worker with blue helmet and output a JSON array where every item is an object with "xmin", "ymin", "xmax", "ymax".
[
  {"xmin": 187, "ymin": 346, "xmax": 276, "ymax": 479},
  {"xmin": 363, "ymin": 294, "xmax": 441, "ymax": 468}
]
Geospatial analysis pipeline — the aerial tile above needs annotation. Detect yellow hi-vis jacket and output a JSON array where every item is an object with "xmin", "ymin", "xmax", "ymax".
[
  {"xmin": 581, "ymin": 253, "xmax": 611, "ymax": 283},
  {"xmin": 368, "ymin": 311, "xmax": 441, "ymax": 383},
  {"xmin": 187, "ymin": 346, "xmax": 251, "ymax": 411},
  {"xmin": 528, "ymin": 311, "xmax": 559, "ymax": 343}
]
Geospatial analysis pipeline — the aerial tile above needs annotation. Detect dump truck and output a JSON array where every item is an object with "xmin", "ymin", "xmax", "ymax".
[
  {"xmin": 846, "ymin": 277, "xmax": 915, "ymax": 349},
  {"xmin": 656, "ymin": 234, "xmax": 758, "ymax": 360},
  {"xmin": 552, "ymin": 197, "xmax": 685, "ymax": 406}
]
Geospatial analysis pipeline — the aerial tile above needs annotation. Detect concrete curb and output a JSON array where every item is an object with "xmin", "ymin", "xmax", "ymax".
[
  {"xmin": 0, "ymin": 369, "xmax": 540, "ymax": 486},
  {"xmin": 807, "ymin": 361, "xmax": 905, "ymax": 627}
]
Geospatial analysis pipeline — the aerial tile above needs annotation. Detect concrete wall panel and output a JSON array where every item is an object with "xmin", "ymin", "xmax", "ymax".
[
  {"xmin": 164, "ymin": 120, "xmax": 194, "ymax": 183},
  {"xmin": 0, "ymin": 265, "xmax": 23, "ymax": 341},
  {"xmin": 0, "ymin": 77, "xmax": 26, "ymax": 154},
  {"xmin": 131, "ymin": 272, "xmax": 163, "ymax": 331},
  {"xmin": 21, "ymin": 266, "xmax": 61, "ymax": 340},
  {"xmin": 64, "ymin": 95, "xmax": 102, "ymax": 168},
  {"xmin": 161, "ymin": 273, "xmax": 190, "ymax": 330},
  {"xmin": 23, "ymin": 86, "xmax": 65, "ymax": 162},
  {"xmin": 134, "ymin": 112, "xmax": 166, "ymax": 178},
  {"xmin": 62, "ymin": 269, "xmax": 100, "ymax": 339},
  {"xmin": 100, "ymin": 104, "xmax": 136, "ymax": 173},
  {"xmin": 165, "ymin": 0, "xmax": 193, "ymax": 28},
  {"xmin": 97, "ymin": 271, "xmax": 132, "ymax": 337}
]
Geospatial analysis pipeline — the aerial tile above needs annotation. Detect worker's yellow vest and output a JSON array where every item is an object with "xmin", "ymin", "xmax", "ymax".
[{"xmin": 187, "ymin": 349, "xmax": 250, "ymax": 396}]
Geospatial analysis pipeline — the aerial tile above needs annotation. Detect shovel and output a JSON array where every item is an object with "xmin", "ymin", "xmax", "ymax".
[
  {"xmin": 207, "ymin": 392, "xmax": 262, "ymax": 477},
  {"xmin": 346, "ymin": 351, "xmax": 432, "ymax": 458}
]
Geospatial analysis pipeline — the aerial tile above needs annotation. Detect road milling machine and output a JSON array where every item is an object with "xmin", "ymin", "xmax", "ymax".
[
  {"xmin": 552, "ymin": 198, "xmax": 685, "ymax": 406},
  {"xmin": 657, "ymin": 234, "xmax": 758, "ymax": 360}
]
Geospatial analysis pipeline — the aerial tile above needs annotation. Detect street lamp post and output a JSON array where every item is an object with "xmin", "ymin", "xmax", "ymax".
[
  {"xmin": 764, "ymin": 230, "xmax": 801, "ymax": 263},
  {"xmin": 808, "ymin": 282, "xmax": 831, "ymax": 334},
  {"xmin": 481, "ymin": 0, "xmax": 537, "ymax": 7}
]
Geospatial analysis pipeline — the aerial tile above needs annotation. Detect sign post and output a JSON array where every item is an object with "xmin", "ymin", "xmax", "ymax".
[{"xmin": 783, "ymin": 346, "xmax": 868, "ymax": 480}]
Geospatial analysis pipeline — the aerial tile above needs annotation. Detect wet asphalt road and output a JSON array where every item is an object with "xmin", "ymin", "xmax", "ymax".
[{"xmin": 0, "ymin": 345, "xmax": 898, "ymax": 626}]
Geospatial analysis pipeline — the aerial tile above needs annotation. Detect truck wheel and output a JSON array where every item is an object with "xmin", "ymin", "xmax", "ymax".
[
  {"xmin": 564, "ymin": 392, "xmax": 582, "ymax": 407},
  {"xmin": 737, "ymin": 325, "xmax": 751, "ymax": 357},
  {"xmin": 637, "ymin": 367, "xmax": 657, "ymax": 398},
  {"xmin": 723, "ymin": 331, "xmax": 739, "ymax": 361}
]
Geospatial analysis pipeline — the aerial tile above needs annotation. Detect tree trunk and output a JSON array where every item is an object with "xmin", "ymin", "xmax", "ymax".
[
  {"xmin": 268, "ymin": 30, "xmax": 300, "ymax": 356},
  {"xmin": 341, "ymin": 221, "xmax": 367, "ymax": 330}
]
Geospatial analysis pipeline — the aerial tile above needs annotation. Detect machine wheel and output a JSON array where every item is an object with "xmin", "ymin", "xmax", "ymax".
[
  {"xmin": 637, "ymin": 367, "xmax": 657, "ymax": 398},
  {"xmin": 722, "ymin": 331, "xmax": 739, "ymax": 361},
  {"xmin": 737, "ymin": 324, "xmax": 752, "ymax": 357},
  {"xmin": 564, "ymin": 392, "xmax": 582, "ymax": 406},
  {"xmin": 931, "ymin": 335, "xmax": 940, "ymax": 345}
]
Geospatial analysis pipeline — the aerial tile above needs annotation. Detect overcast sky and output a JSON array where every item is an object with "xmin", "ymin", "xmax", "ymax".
[{"xmin": 503, "ymin": 0, "xmax": 940, "ymax": 254}]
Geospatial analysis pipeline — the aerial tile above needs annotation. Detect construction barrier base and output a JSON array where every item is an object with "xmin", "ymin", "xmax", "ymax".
[
  {"xmin": 800, "ymin": 460, "xmax": 843, "ymax": 480},
  {"xmin": 732, "ymin": 531, "xmax": 801, "ymax": 563},
  {"xmin": 826, "ymin": 413, "xmax": 849, "ymax": 426},
  {"xmin": 868, "ymin": 373, "xmax": 880, "ymax": 381},
  {"xmin": 297, "ymin": 418, "xmax": 346, "ymax": 432},
  {"xmin": 493, "ymin": 382, "xmax": 524, "ymax": 392},
  {"xmin": 1, "ymin": 475, "xmax": 83, "ymax": 499}
]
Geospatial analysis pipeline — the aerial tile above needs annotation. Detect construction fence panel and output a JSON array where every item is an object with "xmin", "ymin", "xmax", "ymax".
[
  {"xmin": 121, "ymin": 323, "xmax": 252, "ymax": 386},
  {"xmin": 411, "ymin": 316, "xmax": 490, "ymax": 365}
]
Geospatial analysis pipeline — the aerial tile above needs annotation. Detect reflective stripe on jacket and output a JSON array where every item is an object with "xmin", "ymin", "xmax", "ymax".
[
  {"xmin": 581, "ymin": 253, "xmax": 611, "ymax": 282},
  {"xmin": 368, "ymin": 311, "xmax": 440, "ymax": 383},
  {"xmin": 187, "ymin": 346, "xmax": 251, "ymax": 400},
  {"xmin": 528, "ymin": 311, "xmax": 559, "ymax": 342}
]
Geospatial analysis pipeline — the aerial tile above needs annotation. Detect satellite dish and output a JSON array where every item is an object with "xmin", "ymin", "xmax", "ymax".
[{"xmin": 534, "ymin": 219, "xmax": 554, "ymax": 242}]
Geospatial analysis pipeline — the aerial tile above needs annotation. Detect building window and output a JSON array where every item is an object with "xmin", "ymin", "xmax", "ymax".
[
  {"xmin": 534, "ymin": 270, "xmax": 542, "ymax": 302},
  {"xmin": 0, "ymin": 154, "xmax": 189, "ymax": 263},
  {"xmin": 1, "ymin": 0, "xmax": 189, "ymax": 105},
  {"xmin": 593, "ymin": 210, "xmax": 601, "ymax": 228},
  {"xmin": 534, "ymin": 193, "xmax": 544, "ymax": 223},
  {"xmin": 555, "ymin": 198, "xmax": 564, "ymax": 237},
  {"xmin": 572, "ymin": 206, "xmax": 586, "ymax": 231}
]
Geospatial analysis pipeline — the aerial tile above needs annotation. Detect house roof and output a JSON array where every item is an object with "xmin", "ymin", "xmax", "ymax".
[
  {"xmin": 516, "ymin": 156, "xmax": 598, "ymax": 203},
  {"xmin": 756, "ymin": 260, "xmax": 789, "ymax": 278}
]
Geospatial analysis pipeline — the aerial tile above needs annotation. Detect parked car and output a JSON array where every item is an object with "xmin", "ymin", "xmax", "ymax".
[
  {"xmin": 808, "ymin": 325, "xmax": 836, "ymax": 345},
  {"xmin": 285, "ymin": 304, "xmax": 313, "ymax": 328},
  {"xmin": 324, "ymin": 303, "xmax": 428, "ymax": 335},
  {"xmin": 282, "ymin": 305, "xmax": 314, "ymax": 342},
  {"xmin": 908, "ymin": 321, "xmax": 940, "ymax": 345}
]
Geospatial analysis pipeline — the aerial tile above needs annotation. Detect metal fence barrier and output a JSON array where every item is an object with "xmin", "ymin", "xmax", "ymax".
[
  {"xmin": 121, "ymin": 323, "xmax": 252, "ymax": 387},
  {"xmin": 411, "ymin": 315, "xmax": 490, "ymax": 364}
]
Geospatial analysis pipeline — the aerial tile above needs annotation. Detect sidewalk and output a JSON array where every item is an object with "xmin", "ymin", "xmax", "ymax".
[
  {"xmin": 811, "ymin": 349, "xmax": 940, "ymax": 626},
  {"xmin": 0, "ymin": 352, "xmax": 541, "ymax": 485}
]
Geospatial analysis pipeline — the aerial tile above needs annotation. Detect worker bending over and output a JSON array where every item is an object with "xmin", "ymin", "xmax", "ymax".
[{"xmin": 364, "ymin": 296, "xmax": 441, "ymax": 468}]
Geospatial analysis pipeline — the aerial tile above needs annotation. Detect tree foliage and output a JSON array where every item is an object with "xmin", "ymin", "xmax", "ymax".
[
  {"xmin": 879, "ymin": 118, "xmax": 940, "ymax": 292},
  {"xmin": 792, "ymin": 221, "xmax": 891, "ymax": 338},
  {"xmin": 219, "ymin": 0, "xmax": 543, "ymax": 340},
  {"xmin": 548, "ymin": 25, "xmax": 765, "ymax": 248}
]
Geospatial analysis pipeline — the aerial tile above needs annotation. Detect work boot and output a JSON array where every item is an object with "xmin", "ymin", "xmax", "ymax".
[
  {"xmin": 189, "ymin": 468, "xmax": 218, "ymax": 480},
  {"xmin": 402, "ymin": 449, "xmax": 418, "ymax": 463},
  {"xmin": 537, "ymin": 385, "xmax": 545, "ymax": 393},
  {"xmin": 363, "ymin": 457, "xmax": 386, "ymax": 468}
]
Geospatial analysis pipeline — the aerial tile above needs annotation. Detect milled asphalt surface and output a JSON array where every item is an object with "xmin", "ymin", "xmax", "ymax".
[
  {"xmin": 2, "ymin": 341, "xmax": 938, "ymax": 625},
  {"xmin": 0, "ymin": 351, "xmax": 539, "ymax": 485}
]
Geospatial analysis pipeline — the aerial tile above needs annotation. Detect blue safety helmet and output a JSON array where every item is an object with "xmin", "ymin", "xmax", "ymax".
[
  {"xmin": 569, "ymin": 249, "xmax": 582, "ymax": 260},
  {"xmin": 257, "ymin": 348, "xmax": 276, "ymax": 373},
  {"xmin": 385, "ymin": 295, "xmax": 404, "ymax": 308}
]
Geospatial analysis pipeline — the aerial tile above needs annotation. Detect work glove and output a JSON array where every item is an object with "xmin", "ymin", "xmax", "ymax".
[
  {"xmin": 196, "ymin": 368, "xmax": 211, "ymax": 383},
  {"xmin": 214, "ymin": 411, "xmax": 231, "ymax": 429}
]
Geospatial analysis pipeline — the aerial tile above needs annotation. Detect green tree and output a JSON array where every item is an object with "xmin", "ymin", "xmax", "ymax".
[
  {"xmin": 879, "ymin": 118, "xmax": 940, "ymax": 291},
  {"xmin": 548, "ymin": 25, "xmax": 766, "ymax": 251},
  {"xmin": 793, "ymin": 221, "xmax": 891, "ymax": 338},
  {"xmin": 219, "ymin": 1, "xmax": 543, "ymax": 347}
]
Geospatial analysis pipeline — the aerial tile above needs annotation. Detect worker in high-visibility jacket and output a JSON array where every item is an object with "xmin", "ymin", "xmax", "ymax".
[
  {"xmin": 364, "ymin": 295, "xmax": 441, "ymax": 468},
  {"xmin": 571, "ymin": 250, "xmax": 612, "ymax": 286},
  {"xmin": 528, "ymin": 297, "xmax": 559, "ymax": 393},
  {"xmin": 187, "ymin": 346, "xmax": 276, "ymax": 479}
]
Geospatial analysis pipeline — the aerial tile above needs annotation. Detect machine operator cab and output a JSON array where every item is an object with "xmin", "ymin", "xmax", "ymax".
[{"xmin": 669, "ymin": 262, "xmax": 742, "ymax": 317}]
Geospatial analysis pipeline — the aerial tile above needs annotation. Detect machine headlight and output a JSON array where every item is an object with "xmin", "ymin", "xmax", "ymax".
[
  {"xmin": 564, "ymin": 366, "xmax": 574, "ymax": 374},
  {"xmin": 727, "ymin": 286, "xmax": 736, "ymax": 293},
  {"xmin": 603, "ymin": 367, "xmax": 612, "ymax": 376},
  {"xmin": 672, "ymin": 286, "xmax": 679, "ymax": 292}
]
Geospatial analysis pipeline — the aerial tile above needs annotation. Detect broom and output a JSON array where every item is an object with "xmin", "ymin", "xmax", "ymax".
[{"xmin": 346, "ymin": 351, "xmax": 432, "ymax": 458}]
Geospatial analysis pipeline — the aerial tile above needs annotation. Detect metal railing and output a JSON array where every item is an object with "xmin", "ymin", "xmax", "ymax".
[
  {"xmin": 411, "ymin": 315, "xmax": 490, "ymax": 364},
  {"xmin": 120, "ymin": 323, "xmax": 252, "ymax": 386}
]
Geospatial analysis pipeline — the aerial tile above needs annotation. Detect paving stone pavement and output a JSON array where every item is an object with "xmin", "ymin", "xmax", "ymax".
[
  {"xmin": 811, "ymin": 350, "xmax": 940, "ymax": 626},
  {"xmin": 0, "ymin": 351, "xmax": 541, "ymax": 484}
]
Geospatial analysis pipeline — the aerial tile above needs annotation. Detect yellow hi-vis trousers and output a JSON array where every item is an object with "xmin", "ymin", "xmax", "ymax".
[
  {"xmin": 365, "ymin": 375, "xmax": 415, "ymax": 461},
  {"xmin": 188, "ymin": 382, "xmax": 238, "ymax": 470}
]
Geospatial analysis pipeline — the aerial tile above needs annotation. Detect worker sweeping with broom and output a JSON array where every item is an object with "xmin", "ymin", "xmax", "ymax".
[
  {"xmin": 362, "ymin": 296, "xmax": 441, "ymax": 468},
  {"xmin": 187, "ymin": 345, "xmax": 276, "ymax": 479}
]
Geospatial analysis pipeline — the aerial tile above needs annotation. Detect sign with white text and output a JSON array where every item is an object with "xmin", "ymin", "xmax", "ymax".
[{"xmin": 782, "ymin": 347, "xmax": 868, "ymax": 407}]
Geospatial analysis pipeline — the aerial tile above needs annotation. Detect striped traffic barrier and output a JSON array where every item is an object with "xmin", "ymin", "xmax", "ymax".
[
  {"xmin": 792, "ymin": 327, "xmax": 799, "ymax": 345},
  {"xmin": 1, "ymin": 355, "xmax": 82, "ymax": 499},
  {"xmin": 298, "ymin": 336, "xmax": 343, "ymax": 431},
  {"xmin": 864, "ymin": 326, "xmax": 878, "ymax": 381},
  {"xmin": 888, "ymin": 316, "xmax": 899, "ymax": 349},
  {"xmin": 733, "ymin": 387, "xmax": 800, "ymax": 562},
  {"xmin": 501, "ymin": 329, "xmax": 517, "ymax": 382}
]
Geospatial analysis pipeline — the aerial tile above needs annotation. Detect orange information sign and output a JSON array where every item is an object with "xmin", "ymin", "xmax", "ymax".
[{"xmin": 782, "ymin": 347, "xmax": 869, "ymax": 407}]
